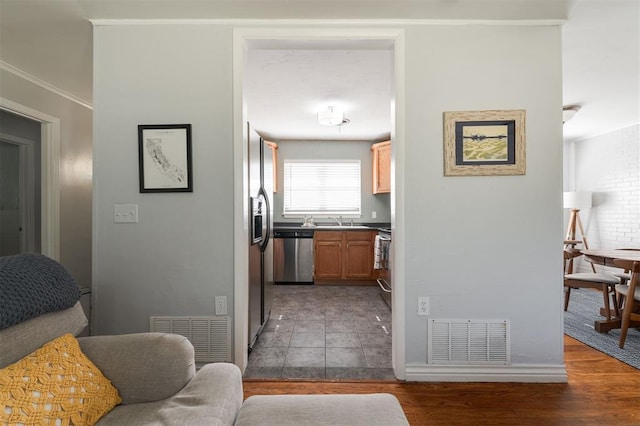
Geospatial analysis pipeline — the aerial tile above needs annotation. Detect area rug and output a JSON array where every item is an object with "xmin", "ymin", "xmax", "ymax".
[{"xmin": 564, "ymin": 288, "xmax": 640, "ymax": 369}]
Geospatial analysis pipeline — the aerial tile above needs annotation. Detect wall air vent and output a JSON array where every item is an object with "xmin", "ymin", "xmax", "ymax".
[
  {"xmin": 149, "ymin": 316, "xmax": 231, "ymax": 363},
  {"xmin": 428, "ymin": 319, "xmax": 510, "ymax": 365}
]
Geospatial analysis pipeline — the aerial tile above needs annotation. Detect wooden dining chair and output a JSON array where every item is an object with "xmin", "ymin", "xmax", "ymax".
[
  {"xmin": 613, "ymin": 259, "xmax": 640, "ymax": 349},
  {"xmin": 564, "ymin": 248, "xmax": 621, "ymax": 320},
  {"xmin": 611, "ymin": 248, "xmax": 640, "ymax": 286}
]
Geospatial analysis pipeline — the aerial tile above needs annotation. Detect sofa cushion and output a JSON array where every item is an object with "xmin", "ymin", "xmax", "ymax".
[
  {"xmin": 0, "ymin": 333, "xmax": 121, "ymax": 426},
  {"xmin": 234, "ymin": 393, "xmax": 409, "ymax": 426},
  {"xmin": 78, "ymin": 333, "xmax": 196, "ymax": 404},
  {"xmin": 96, "ymin": 363, "xmax": 243, "ymax": 426},
  {"xmin": 0, "ymin": 302, "xmax": 87, "ymax": 369}
]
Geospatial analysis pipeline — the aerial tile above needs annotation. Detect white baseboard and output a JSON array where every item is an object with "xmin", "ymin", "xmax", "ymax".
[{"xmin": 405, "ymin": 363, "xmax": 567, "ymax": 383}]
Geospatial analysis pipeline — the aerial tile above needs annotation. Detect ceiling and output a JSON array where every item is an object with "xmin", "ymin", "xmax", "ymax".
[
  {"xmin": 0, "ymin": 0, "xmax": 638, "ymax": 142},
  {"xmin": 561, "ymin": 0, "xmax": 639, "ymax": 141},
  {"xmin": 244, "ymin": 41, "xmax": 393, "ymax": 141}
]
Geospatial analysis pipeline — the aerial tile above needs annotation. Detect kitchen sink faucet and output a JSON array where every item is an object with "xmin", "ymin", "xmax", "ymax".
[{"xmin": 329, "ymin": 216, "xmax": 343, "ymax": 226}]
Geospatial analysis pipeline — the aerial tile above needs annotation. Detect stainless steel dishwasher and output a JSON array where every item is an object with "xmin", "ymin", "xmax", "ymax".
[{"xmin": 273, "ymin": 229, "xmax": 314, "ymax": 284}]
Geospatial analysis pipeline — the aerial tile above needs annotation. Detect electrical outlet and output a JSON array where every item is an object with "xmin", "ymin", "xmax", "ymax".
[
  {"xmin": 215, "ymin": 296, "xmax": 227, "ymax": 315},
  {"xmin": 418, "ymin": 297, "xmax": 430, "ymax": 316},
  {"xmin": 372, "ymin": 211, "xmax": 377, "ymax": 219}
]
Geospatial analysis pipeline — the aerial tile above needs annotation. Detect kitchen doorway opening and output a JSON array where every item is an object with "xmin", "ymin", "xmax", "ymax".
[{"xmin": 232, "ymin": 28, "xmax": 406, "ymax": 381}]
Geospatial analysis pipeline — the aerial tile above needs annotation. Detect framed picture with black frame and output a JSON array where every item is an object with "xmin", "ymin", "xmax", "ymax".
[
  {"xmin": 443, "ymin": 110, "xmax": 526, "ymax": 176},
  {"xmin": 138, "ymin": 124, "xmax": 193, "ymax": 192}
]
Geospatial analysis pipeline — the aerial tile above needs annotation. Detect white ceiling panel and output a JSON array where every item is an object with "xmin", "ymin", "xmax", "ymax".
[{"xmin": 245, "ymin": 48, "xmax": 392, "ymax": 141}]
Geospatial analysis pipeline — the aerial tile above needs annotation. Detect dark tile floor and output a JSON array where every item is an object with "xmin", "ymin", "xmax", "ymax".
[{"xmin": 244, "ymin": 285, "xmax": 395, "ymax": 380}]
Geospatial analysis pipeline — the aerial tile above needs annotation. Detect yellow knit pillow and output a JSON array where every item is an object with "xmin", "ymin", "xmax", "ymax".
[{"xmin": 0, "ymin": 333, "xmax": 121, "ymax": 425}]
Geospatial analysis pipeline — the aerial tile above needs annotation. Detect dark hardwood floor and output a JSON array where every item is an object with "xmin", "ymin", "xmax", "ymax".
[{"xmin": 243, "ymin": 335, "xmax": 640, "ymax": 425}]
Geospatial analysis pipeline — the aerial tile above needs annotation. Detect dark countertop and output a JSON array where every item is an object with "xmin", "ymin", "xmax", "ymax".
[{"xmin": 273, "ymin": 222, "xmax": 390, "ymax": 232}]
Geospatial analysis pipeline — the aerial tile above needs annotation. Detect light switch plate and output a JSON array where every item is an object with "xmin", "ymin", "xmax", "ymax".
[{"xmin": 114, "ymin": 204, "xmax": 138, "ymax": 223}]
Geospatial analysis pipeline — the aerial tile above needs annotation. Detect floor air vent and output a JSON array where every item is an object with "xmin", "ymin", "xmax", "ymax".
[
  {"xmin": 149, "ymin": 316, "xmax": 232, "ymax": 363},
  {"xmin": 428, "ymin": 319, "xmax": 510, "ymax": 365}
]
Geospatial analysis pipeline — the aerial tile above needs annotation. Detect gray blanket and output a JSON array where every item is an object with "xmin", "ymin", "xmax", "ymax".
[{"xmin": 0, "ymin": 253, "xmax": 80, "ymax": 330}]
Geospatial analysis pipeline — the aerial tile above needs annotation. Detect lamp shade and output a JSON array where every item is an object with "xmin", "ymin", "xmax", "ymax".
[{"xmin": 563, "ymin": 191, "xmax": 592, "ymax": 209}]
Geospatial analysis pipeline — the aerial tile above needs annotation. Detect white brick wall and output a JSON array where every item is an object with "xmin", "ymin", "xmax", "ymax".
[{"xmin": 572, "ymin": 124, "xmax": 640, "ymax": 272}]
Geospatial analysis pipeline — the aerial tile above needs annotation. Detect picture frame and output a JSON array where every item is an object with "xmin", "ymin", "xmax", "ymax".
[
  {"xmin": 138, "ymin": 124, "xmax": 193, "ymax": 192},
  {"xmin": 443, "ymin": 110, "xmax": 526, "ymax": 176}
]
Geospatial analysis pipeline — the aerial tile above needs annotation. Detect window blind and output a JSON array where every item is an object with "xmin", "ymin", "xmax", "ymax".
[{"xmin": 283, "ymin": 160, "xmax": 361, "ymax": 215}]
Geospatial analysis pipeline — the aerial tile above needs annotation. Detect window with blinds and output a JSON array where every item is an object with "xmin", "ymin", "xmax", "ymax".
[{"xmin": 283, "ymin": 160, "xmax": 361, "ymax": 215}]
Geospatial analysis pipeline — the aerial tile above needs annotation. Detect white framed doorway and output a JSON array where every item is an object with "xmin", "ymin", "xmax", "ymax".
[
  {"xmin": 0, "ymin": 98, "xmax": 60, "ymax": 260},
  {"xmin": 232, "ymin": 27, "xmax": 406, "ymax": 379},
  {"xmin": 0, "ymin": 134, "xmax": 37, "ymax": 254}
]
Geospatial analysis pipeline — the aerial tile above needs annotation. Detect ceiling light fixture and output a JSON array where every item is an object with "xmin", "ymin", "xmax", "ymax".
[
  {"xmin": 318, "ymin": 106, "xmax": 349, "ymax": 126},
  {"xmin": 562, "ymin": 105, "xmax": 581, "ymax": 124}
]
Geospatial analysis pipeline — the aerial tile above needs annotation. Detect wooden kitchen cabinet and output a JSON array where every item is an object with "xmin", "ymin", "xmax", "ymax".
[
  {"xmin": 371, "ymin": 140, "xmax": 391, "ymax": 194},
  {"xmin": 314, "ymin": 231, "xmax": 342, "ymax": 280},
  {"xmin": 314, "ymin": 230, "xmax": 376, "ymax": 283},
  {"xmin": 265, "ymin": 141, "xmax": 278, "ymax": 193},
  {"xmin": 344, "ymin": 231, "xmax": 375, "ymax": 279}
]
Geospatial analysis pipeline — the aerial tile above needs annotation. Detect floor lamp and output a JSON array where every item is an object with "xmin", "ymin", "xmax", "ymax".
[{"xmin": 564, "ymin": 191, "xmax": 594, "ymax": 272}]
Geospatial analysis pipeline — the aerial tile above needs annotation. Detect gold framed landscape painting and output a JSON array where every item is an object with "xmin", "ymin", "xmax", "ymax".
[{"xmin": 443, "ymin": 109, "xmax": 526, "ymax": 176}]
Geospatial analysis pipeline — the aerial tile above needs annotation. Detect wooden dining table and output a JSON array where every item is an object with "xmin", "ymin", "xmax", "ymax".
[{"xmin": 580, "ymin": 249, "xmax": 640, "ymax": 333}]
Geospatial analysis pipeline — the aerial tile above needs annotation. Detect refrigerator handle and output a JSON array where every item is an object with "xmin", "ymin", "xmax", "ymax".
[{"xmin": 259, "ymin": 186, "xmax": 271, "ymax": 252}]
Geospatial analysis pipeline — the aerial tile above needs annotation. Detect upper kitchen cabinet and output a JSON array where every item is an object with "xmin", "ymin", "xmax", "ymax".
[
  {"xmin": 371, "ymin": 141, "xmax": 390, "ymax": 194},
  {"xmin": 265, "ymin": 141, "xmax": 278, "ymax": 193}
]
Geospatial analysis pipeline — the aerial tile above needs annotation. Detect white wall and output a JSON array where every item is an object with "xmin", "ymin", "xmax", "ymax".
[
  {"xmin": 0, "ymin": 69, "xmax": 93, "ymax": 286},
  {"xmin": 93, "ymin": 25, "xmax": 235, "ymax": 334},
  {"xmin": 572, "ymin": 124, "xmax": 640, "ymax": 271},
  {"xmin": 402, "ymin": 25, "xmax": 564, "ymax": 371},
  {"xmin": 93, "ymin": 21, "xmax": 564, "ymax": 378}
]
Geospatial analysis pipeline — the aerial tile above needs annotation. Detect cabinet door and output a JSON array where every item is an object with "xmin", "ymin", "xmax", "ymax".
[
  {"xmin": 344, "ymin": 240, "xmax": 373, "ymax": 279},
  {"xmin": 314, "ymin": 241, "xmax": 343, "ymax": 279},
  {"xmin": 265, "ymin": 141, "xmax": 278, "ymax": 193},
  {"xmin": 344, "ymin": 231, "xmax": 375, "ymax": 279},
  {"xmin": 372, "ymin": 141, "xmax": 391, "ymax": 194},
  {"xmin": 314, "ymin": 231, "xmax": 343, "ymax": 280}
]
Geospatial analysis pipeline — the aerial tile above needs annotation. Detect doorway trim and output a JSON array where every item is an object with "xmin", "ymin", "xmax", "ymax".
[
  {"xmin": 0, "ymin": 97, "xmax": 60, "ymax": 260},
  {"xmin": 232, "ymin": 27, "xmax": 406, "ymax": 379}
]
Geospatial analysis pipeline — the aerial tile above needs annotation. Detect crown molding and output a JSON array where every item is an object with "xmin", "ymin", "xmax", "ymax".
[
  {"xmin": 90, "ymin": 18, "xmax": 565, "ymax": 27},
  {"xmin": 0, "ymin": 61, "xmax": 93, "ymax": 110}
]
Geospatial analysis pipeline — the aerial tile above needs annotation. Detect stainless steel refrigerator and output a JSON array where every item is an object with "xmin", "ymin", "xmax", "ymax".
[{"xmin": 248, "ymin": 123, "xmax": 274, "ymax": 351}]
